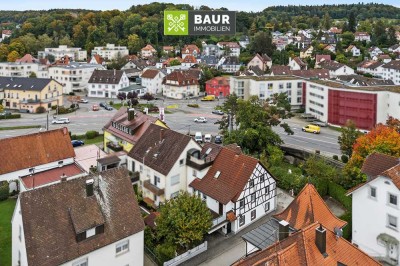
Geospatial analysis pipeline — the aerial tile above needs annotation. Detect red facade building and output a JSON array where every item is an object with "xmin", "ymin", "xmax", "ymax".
[{"xmin": 205, "ymin": 77, "xmax": 230, "ymax": 97}]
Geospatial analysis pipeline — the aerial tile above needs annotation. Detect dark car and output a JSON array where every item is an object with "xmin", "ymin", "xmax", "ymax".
[
  {"xmin": 71, "ymin": 140, "xmax": 85, "ymax": 147},
  {"xmin": 0, "ymin": 111, "xmax": 12, "ymax": 116},
  {"xmin": 99, "ymin": 102, "xmax": 106, "ymax": 108},
  {"xmin": 104, "ymin": 105, "xmax": 113, "ymax": 111},
  {"xmin": 214, "ymin": 135, "xmax": 222, "ymax": 144},
  {"xmin": 212, "ymin": 110, "xmax": 224, "ymax": 115}
]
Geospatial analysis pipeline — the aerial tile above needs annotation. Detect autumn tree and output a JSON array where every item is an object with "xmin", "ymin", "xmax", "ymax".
[
  {"xmin": 0, "ymin": 44, "xmax": 9, "ymax": 61},
  {"xmin": 155, "ymin": 191, "xmax": 212, "ymax": 251},
  {"xmin": 127, "ymin": 34, "xmax": 143, "ymax": 54},
  {"xmin": 338, "ymin": 120, "xmax": 362, "ymax": 157},
  {"xmin": 386, "ymin": 116, "xmax": 400, "ymax": 133},
  {"xmin": 7, "ymin": 51, "xmax": 20, "ymax": 62}
]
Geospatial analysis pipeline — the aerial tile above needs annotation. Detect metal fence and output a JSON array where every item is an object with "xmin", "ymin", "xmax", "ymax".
[{"xmin": 163, "ymin": 241, "xmax": 208, "ymax": 266}]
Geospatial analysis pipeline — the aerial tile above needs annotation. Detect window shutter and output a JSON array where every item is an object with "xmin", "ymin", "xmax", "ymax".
[
  {"xmin": 96, "ymin": 224, "xmax": 105, "ymax": 234},
  {"xmin": 76, "ymin": 232, "xmax": 86, "ymax": 242}
]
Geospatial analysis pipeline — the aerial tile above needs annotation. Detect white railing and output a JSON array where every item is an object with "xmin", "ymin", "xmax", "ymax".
[
  {"xmin": 212, "ymin": 215, "xmax": 225, "ymax": 227},
  {"xmin": 164, "ymin": 241, "xmax": 208, "ymax": 266}
]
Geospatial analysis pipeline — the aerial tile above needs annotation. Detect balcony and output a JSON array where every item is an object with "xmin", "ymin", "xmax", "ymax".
[
  {"xmin": 106, "ymin": 142, "xmax": 123, "ymax": 152},
  {"xmin": 212, "ymin": 215, "xmax": 226, "ymax": 227},
  {"xmin": 130, "ymin": 171, "xmax": 140, "ymax": 183},
  {"xmin": 143, "ymin": 180, "xmax": 164, "ymax": 196}
]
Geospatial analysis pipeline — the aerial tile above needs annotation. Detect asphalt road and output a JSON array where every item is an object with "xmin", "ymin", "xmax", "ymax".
[{"xmin": 0, "ymin": 96, "xmax": 341, "ymax": 155}]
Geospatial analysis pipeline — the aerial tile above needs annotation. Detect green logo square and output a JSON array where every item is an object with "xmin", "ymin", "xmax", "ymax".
[{"xmin": 164, "ymin": 10, "xmax": 188, "ymax": 35}]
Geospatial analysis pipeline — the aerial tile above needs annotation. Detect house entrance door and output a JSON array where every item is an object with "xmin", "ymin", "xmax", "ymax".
[
  {"xmin": 226, "ymin": 222, "xmax": 231, "ymax": 234},
  {"xmin": 105, "ymin": 92, "xmax": 109, "ymax": 98},
  {"xmin": 389, "ymin": 243, "xmax": 399, "ymax": 262}
]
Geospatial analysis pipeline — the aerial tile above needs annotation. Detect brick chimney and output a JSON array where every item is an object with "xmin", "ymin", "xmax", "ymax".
[
  {"xmin": 315, "ymin": 224, "xmax": 327, "ymax": 256},
  {"xmin": 160, "ymin": 129, "xmax": 165, "ymax": 142},
  {"xmin": 60, "ymin": 173, "xmax": 67, "ymax": 182},
  {"xmin": 279, "ymin": 220, "xmax": 290, "ymax": 241},
  {"xmin": 127, "ymin": 108, "xmax": 135, "ymax": 121}
]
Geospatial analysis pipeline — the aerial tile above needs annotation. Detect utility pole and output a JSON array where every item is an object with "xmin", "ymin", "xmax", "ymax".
[{"xmin": 46, "ymin": 111, "xmax": 49, "ymax": 131}]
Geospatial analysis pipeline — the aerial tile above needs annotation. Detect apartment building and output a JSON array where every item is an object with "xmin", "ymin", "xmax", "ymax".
[
  {"xmin": 38, "ymin": 45, "xmax": 87, "ymax": 61},
  {"xmin": 92, "ymin": 44, "xmax": 129, "ymax": 61},
  {"xmin": 0, "ymin": 62, "xmax": 48, "ymax": 78}
]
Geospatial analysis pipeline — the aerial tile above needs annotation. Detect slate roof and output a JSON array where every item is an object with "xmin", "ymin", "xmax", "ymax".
[
  {"xmin": 291, "ymin": 69, "xmax": 330, "ymax": 79},
  {"xmin": 128, "ymin": 124, "xmax": 196, "ymax": 175},
  {"xmin": 190, "ymin": 147, "xmax": 259, "ymax": 204},
  {"xmin": 382, "ymin": 60, "xmax": 400, "ymax": 70},
  {"xmin": 250, "ymin": 65, "xmax": 264, "ymax": 76},
  {"xmin": 0, "ymin": 128, "xmax": 75, "ymax": 175},
  {"xmin": 0, "ymin": 77, "xmax": 57, "ymax": 92},
  {"xmin": 103, "ymin": 107, "xmax": 162, "ymax": 145},
  {"xmin": 88, "ymin": 69, "xmax": 124, "ymax": 84},
  {"xmin": 335, "ymin": 75, "xmax": 394, "ymax": 86},
  {"xmin": 233, "ymin": 222, "xmax": 380, "ymax": 266},
  {"xmin": 221, "ymin": 56, "xmax": 240, "ymax": 66},
  {"xmin": 273, "ymin": 183, "xmax": 347, "ymax": 231},
  {"xmin": 319, "ymin": 60, "xmax": 346, "ymax": 71},
  {"xmin": 20, "ymin": 168, "xmax": 144, "ymax": 266}
]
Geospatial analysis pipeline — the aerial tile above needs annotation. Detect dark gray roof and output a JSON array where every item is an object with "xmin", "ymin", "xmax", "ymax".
[
  {"xmin": 0, "ymin": 77, "xmax": 56, "ymax": 91},
  {"xmin": 119, "ymin": 84, "xmax": 146, "ymax": 92},
  {"xmin": 336, "ymin": 75, "xmax": 394, "ymax": 86},
  {"xmin": 97, "ymin": 155, "xmax": 121, "ymax": 165},
  {"xmin": 221, "ymin": 56, "xmax": 240, "ymax": 66},
  {"xmin": 250, "ymin": 65, "xmax": 264, "ymax": 76},
  {"xmin": 88, "ymin": 69, "xmax": 124, "ymax": 84},
  {"xmin": 201, "ymin": 55, "xmax": 219, "ymax": 65},
  {"xmin": 319, "ymin": 61, "xmax": 346, "ymax": 71},
  {"xmin": 382, "ymin": 60, "xmax": 400, "ymax": 70}
]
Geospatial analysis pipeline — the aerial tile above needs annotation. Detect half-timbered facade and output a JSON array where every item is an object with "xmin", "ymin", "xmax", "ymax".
[{"xmin": 190, "ymin": 146, "xmax": 276, "ymax": 235}]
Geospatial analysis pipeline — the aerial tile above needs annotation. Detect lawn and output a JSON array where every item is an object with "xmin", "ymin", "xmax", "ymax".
[
  {"xmin": 0, "ymin": 125, "xmax": 41, "ymax": 131},
  {"xmin": 0, "ymin": 198, "xmax": 17, "ymax": 266},
  {"xmin": 73, "ymin": 134, "xmax": 104, "ymax": 145}
]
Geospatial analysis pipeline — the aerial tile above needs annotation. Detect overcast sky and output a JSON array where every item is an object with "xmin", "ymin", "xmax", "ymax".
[{"xmin": 4, "ymin": 0, "xmax": 400, "ymax": 12}]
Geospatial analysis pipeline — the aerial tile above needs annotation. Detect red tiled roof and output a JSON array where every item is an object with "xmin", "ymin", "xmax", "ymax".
[
  {"xmin": 20, "ymin": 163, "xmax": 84, "ymax": 189},
  {"xmin": 205, "ymin": 76, "xmax": 229, "ymax": 86},
  {"xmin": 293, "ymin": 57, "xmax": 307, "ymax": 67},
  {"xmin": 381, "ymin": 164, "xmax": 400, "ymax": 190},
  {"xmin": 20, "ymin": 168, "xmax": 144, "ymax": 266},
  {"xmin": 190, "ymin": 147, "xmax": 259, "ymax": 204},
  {"xmin": 233, "ymin": 222, "xmax": 381, "ymax": 266},
  {"xmin": 144, "ymin": 212, "xmax": 160, "ymax": 229},
  {"xmin": 16, "ymin": 54, "xmax": 39, "ymax": 63},
  {"xmin": 2, "ymin": 29, "xmax": 11, "ymax": 35},
  {"xmin": 182, "ymin": 44, "xmax": 200, "ymax": 54},
  {"xmin": 182, "ymin": 55, "xmax": 197, "ymax": 63},
  {"xmin": 141, "ymin": 69, "xmax": 160, "ymax": 79},
  {"xmin": 218, "ymin": 42, "xmax": 240, "ymax": 48},
  {"xmin": 142, "ymin": 44, "xmax": 156, "ymax": 51},
  {"xmin": 274, "ymin": 183, "xmax": 347, "ymax": 231},
  {"xmin": 0, "ymin": 128, "xmax": 75, "ymax": 175},
  {"xmin": 88, "ymin": 54, "xmax": 104, "ymax": 64},
  {"xmin": 163, "ymin": 70, "xmax": 199, "ymax": 86},
  {"xmin": 315, "ymin": 54, "xmax": 331, "ymax": 64},
  {"xmin": 271, "ymin": 65, "xmax": 291, "ymax": 75},
  {"xmin": 355, "ymin": 31, "xmax": 370, "ymax": 36}
]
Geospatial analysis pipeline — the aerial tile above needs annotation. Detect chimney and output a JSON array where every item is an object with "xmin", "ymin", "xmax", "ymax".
[
  {"xmin": 60, "ymin": 173, "xmax": 67, "ymax": 182},
  {"xmin": 114, "ymin": 69, "xmax": 116, "ymax": 76},
  {"xmin": 127, "ymin": 108, "xmax": 135, "ymax": 121},
  {"xmin": 279, "ymin": 220, "xmax": 290, "ymax": 241},
  {"xmin": 160, "ymin": 129, "xmax": 164, "ymax": 142},
  {"xmin": 315, "ymin": 224, "xmax": 327, "ymax": 256},
  {"xmin": 86, "ymin": 179, "xmax": 94, "ymax": 197}
]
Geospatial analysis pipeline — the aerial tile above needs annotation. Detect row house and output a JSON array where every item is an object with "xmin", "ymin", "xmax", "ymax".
[
  {"xmin": 218, "ymin": 56, "xmax": 241, "ymax": 73},
  {"xmin": 205, "ymin": 76, "xmax": 230, "ymax": 97},
  {"xmin": 88, "ymin": 69, "xmax": 129, "ymax": 98},
  {"xmin": 38, "ymin": 45, "xmax": 87, "ymax": 61},
  {"xmin": 190, "ymin": 146, "xmax": 277, "ymax": 235},
  {"xmin": 49, "ymin": 62, "xmax": 104, "ymax": 94},
  {"xmin": 217, "ymin": 42, "xmax": 241, "ymax": 57},
  {"xmin": 348, "ymin": 153, "xmax": 400, "ymax": 265},
  {"xmin": 0, "ymin": 77, "xmax": 63, "ymax": 113},
  {"xmin": 162, "ymin": 70, "xmax": 200, "ymax": 99},
  {"xmin": 12, "ymin": 168, "xmax": 145, "ymax": 266},
  {"xmin": 355, "ymin": 31, "xmax": 371, "ymax": 42},
  {"xmin": 381, "ymin": 60, "xmax": 400, "ymax": 85},
  {"xmin": 247, "ymin": 53, "xmax": 272, "ymax": 72},
  {"xmin": 127, "ymin": 124, "xmax": 201, "ymax": 208},
  {"xmin": 346, "ymin": 45, "xmax": 361, "ymax": 57},
  {"xmin": 92, "ymin": 44, "xmax": 129, "ymax": 61},
  {"xmin": 141, "ymin": 44, "xmax": 157, "ymax": 58},
  {"xmin": 181, "ymin": 44, "xmax": 200, "ymax": 59},
  {"xmin": 357, "ymin": 60, "xmax": 384, "ymax": 78},
  {"xmin": 140, "ymin": 68, "xmax": 166, "ymax": 94}
]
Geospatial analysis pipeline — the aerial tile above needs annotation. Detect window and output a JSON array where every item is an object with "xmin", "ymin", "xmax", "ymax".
[
  {"xmin": 140, "ymin": 165, "xmax": 143, "ymax": 173},
  {"xmin": 249, "ymin": 180, "xmax": 254, "ymax": 188},
  {"xmin": 286, "ymin": 83, "xmax": 292, "ymax": 89},
  {"xmin": 297, "ymin": 97, "xmax": 302, "ymax": 103},
  {"xmin": 171, "ymin": 191, "xmax": 179, "ymax": 198},
  {"xmin": 264, "ymin": 202, "xmax": 270, "ymax": 213},
  {"xmin": 116, "ymin": 240, "xmax": 129, "ymax": 255},
  {"xmin": 193, "ymin": 169, "xmax": 197, "ymax": 177},
  {"xmin": 180, "ymin": 159, "xmax": 184, "ymax": 165},
  {"xmin": 388, "ymin": 214, "xmax": 397, "ymax": 229},
  {"xmin": 239, "ymin": 215, "xmax": 245, "ymax": 226},
  {"xmin": 239, "ymin": 199, "xmax": 244, "ymax": 208},
  {"xmin": 251, "ymin": 210, "xmax": 256, "ymax": 220},
  {"xmin": 389, "ymin": 194, "xmax": 398, "ymax": 206},
  {"xmin": 297, "ymin": 82, "xmax": 303, "ymax": 88},
  {"xmin": 86, "ymin": 228, "xmax": 95, "ymax": 238},
  {"xmin": 279, "ymin": 83, "xmax": 284, "ymax": 89},
  {"xmin": 251, "ymin": 193, "xmax": 256, "ymax": 203},
  {"xmin": 203, "ymin": 193, "xmax": 207, "ymax": 200},
  {"xmin": 268, "ymin": 83, "xmax": 273, "ymax": 90},
  {"xmin": 260, "ymin": 175, "xmax": 265, "ymax": 183},
  {"xmin": 370, "ymin": 187, "xmax": 376, "ymax": 198},
  {"xmin": 72, "ymin": 258, "xmax": 88, "ymax": 266},
  {"xmin": 171, "ymin": 174, "xmax": 180, "ymax": 186},
  {"xmin": 131, "ymin": 161, "xmax": 135, "ymax": 172},
  {"xmin": 265, "ymin": 186, "xmax": 270, "ymax": 195}
]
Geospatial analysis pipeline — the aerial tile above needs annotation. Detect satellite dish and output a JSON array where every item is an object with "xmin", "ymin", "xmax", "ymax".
[{"xmin": 334, "ymin": 227, "xmax": 343, "ymax": 239}]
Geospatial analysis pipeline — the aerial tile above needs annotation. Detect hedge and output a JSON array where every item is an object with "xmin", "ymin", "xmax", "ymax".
[
  {"xmin": 85, "ymin": 130, "xmax": 99, "ymax": 139},
  {"xmin": 187, "ymin": 104, "xmax": 199, "ymax": 108},
  {"xmin": 0, "ymin": 181, "xmax": 9, "ymax": 201},
  {"xmin": 339, "ymin": 212, "xmax": 352, "ymax": 240},
  {"xmin": 0, "ymin": 114, "xmax": 21, "ymax": 120},
  {"xmin": 328, "ymin": 181, "xmax": 352, "ymax": 210}
]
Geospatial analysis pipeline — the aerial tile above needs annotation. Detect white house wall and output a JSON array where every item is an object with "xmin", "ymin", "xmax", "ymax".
[
  {"xmin": 352, "ymin": 176, "xmax": 400, "ymax": 261},
  {"xmin": 306, "ymin": 82, "xmax": 329, "ymax": 122},
  {"xmin": 12, "ymin": 198, "xmax": 28, "ymax": 266}
]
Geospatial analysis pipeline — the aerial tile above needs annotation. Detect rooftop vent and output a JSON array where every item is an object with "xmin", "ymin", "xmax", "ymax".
[
  {"xmin": 214, "ymin": 171, "xmax": 221, "ymax": 178},
  {"xmin": 86, "ymin": 179, "xmax": 94, "ymax": 197}
]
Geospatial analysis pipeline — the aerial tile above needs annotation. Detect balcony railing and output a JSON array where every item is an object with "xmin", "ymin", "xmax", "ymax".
[
  {"xmin": 130, "ymin": 171, "xmax": 140, "ymax": 183},
  {"xmin": 143, "ymin": 180, "xmax": 164, "ymax": 196},
  {"xmin": 212, "ymin": 215, "xmax": 226, "ymax": 227},
  {"xmin": 106, "ymin": 142, "xmax": 123, "ymax": 152}
]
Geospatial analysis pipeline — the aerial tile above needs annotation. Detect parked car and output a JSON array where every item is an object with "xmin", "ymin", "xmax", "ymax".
[
  {"xmin": 92, "ymin": 104, "xmax": 99, "ymax": 111},
  {"xmin": 104, "ymin": 105, "xmax": 113, "ymax": 111},
  {"xmin": 99, "ymin": 102, "xmax": 106, "ymax": 107},
  {"xmin": 302, "ymin": 124, "xmax": 321, "ymax": 134},
  {"xmin": 194, "ymin": 117, "xmax": 207, "ymax": 123},
  {"xmin": 52, "ymin": 118, "xmax": 70, "ymax": 124},
  {"xmin": 212, "ymin": 110, "xmax": 224, "ymax": 115},
  {"xmin": 204, "ymin": 134, "xmax": 212, "ymax": 143},
  {"xmin": 201, "ymin": 95, "xmax": 216, "ymax": 101},
  {"xmin": 311, "ymin": 120, "xmax": 328, "ymax": 127},
  {"xmin": 0, "ymin": 111, "xmax": 12, "ymax": 116},
  {"xmin": 214, "ymin": 135, "xmax": 222, "ymax": 144},
  {"xmin": 195, "ymin": 132, "xmax": 203, "ymax": 143},
  {"xmin": 71, "ymin": 140, "xmax": 85, "ymax": 147},
  {"xmin": 79, "ymin": 99, "xmax": 88, "ymax": 103}
]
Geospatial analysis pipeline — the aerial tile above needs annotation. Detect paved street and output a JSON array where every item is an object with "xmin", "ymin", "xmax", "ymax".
[{"xmin": 0, "ymin": 96, "xmax": 341, "ymax": 155}]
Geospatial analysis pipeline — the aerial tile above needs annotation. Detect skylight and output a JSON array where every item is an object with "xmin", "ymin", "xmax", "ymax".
[{"xmin": 214, "ymin": 171, "xmax": 221, "ymax": 178}]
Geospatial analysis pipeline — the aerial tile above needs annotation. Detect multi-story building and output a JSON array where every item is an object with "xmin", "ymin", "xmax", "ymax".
[
  {"xmin": 0, "ymin": 77, "xmax": 63, "ymax": 113},
  {"xmin": 12, "ymin": 168, "xmax": 145, "ymax": 266},
  {"xmin": 218, "ymin": 56, "xmax": 241, "ymax": 73},
  {"xmin": 181, "ymin": 44, "xmax": 200, "ymax": 59},
  {"xmin": 91, "ymin": 44, "xmax": 129, "ymax": 61},
  {"xmin": 202, "ymin": 44, "xmax": 222, "ymax": 57},
  {"xmin": 346, "ymin": 45, "xmax": 361, "ymax": 57},
  {"xmin": 162, "ymin": 70, "xmax": 200, "ymax": 99},
  {"xmin": 141, "ymin": 44, "xmax": 157, "ymax": 58},
  {"xmin": 368, "ymin": 46, "xmax": 384, "ymax": 58},
  {"xmin": 205, "ymin": 76, "xmax": 230, "ymax": 97},
  {"xmin": 319, "ymin": 61, "xmax": 355, "ymax": 78},
  {"xmin": 140, "ymin": 68, "xmax": 165, "ymax": 95},
  {"xmin": 0, "ymin": 62, "xmax": 48, "ymax": 78},
  {"xmin": 88, "ymin": 69, "xmax": 129, "ymax": 98},
  {"xmin": 217, "ymin": 42, "xmax": 241, "ymax": 57},
  {"xmin": 381, "ymin": 60, "xmax": 400, "ymax": 85},
  {"xmin": 355, "ymin": 32, "xmax": 371, "ymax": 42},
  {"xmin": 247, "ymin": 54, "xmax": 272, "ymax": 72},
  {"xmin": 38, "ymin": 45, "xmax": 87, "ymax": 61},
  {"xmin": 348, "ymin": 153, "xmax": 400, "ymax": 265},
  {"xmin": 49, "ymin": 62, "xmax": 104, "ymax": 94},
  {"xmin": 357, "ymin": 60, "xmax": 384, "ymax": 78}
]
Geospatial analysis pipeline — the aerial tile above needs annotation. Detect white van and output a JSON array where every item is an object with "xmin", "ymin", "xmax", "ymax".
[
  {"xmin": 195, "ymin": 132, "xmax": 203, "ymax": 143},
  {"xmin": 52, "ymin": 117, "xmax": 70, "ymax": 124},
  {"xmin": 204, "ymin": 134, "xmax": 212, "ymax": 143}
]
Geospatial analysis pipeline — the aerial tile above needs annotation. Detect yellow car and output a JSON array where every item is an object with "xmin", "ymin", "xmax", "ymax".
[
  {"xmin": 201, "ymin": 95, "xmax": 216, "ymax": 101},
  {"xmin": 302, "ymin": 124, "xmax": 321, "ymax": 134}
]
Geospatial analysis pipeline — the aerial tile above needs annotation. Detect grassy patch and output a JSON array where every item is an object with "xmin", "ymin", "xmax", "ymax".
[
  {"xmin": 0, "ymin": 198, "xmax": 17, "ymax": 266},
  {"xmin": 72, "ymin": 134, "xmax": 104, "ymax": 145},
  {"xmin": 328, "ymin": 125, "xmax": 342, "ymax": 132},
  {"xmin": 112, "ymin": 103, "xmax": 123, "ymax": 110},
  {"xmin": 0, "ymin": 125, "xmax": 41, "ymax": 131}
]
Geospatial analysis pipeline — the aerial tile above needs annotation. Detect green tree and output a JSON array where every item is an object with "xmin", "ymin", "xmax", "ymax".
[
  {"xmin": 347, "ymin": 11, "xmax": 357, "ymax": 32},
  {"xmin": 9, "ymin": 41, "xmax": 26, "ymax": 55},
  {"xmin": 0, "ymin": 44, "xmax": 9, "ymax": 62},
  {"xmin": 169, "ymin": 59, "xmax": 181, "ymax": 66},
  {"xmin": 7, "ymin": 50, "xmax": 20, "ymax": 62},
  {"xmin": 37, "ymin": 34, "xmax": 54, "ymax": 51},
  {"xmin": 127, "ymin": 34, "xmax": 143, "ymax": 54},
  {"xmin": 340, "ymin": 31, "xmax": 355, "ymax": 47},
  {"xmin": 29, "ymin": 72, "xmax": 37, "ymax": 78},
  {"xmin": 303, "ymin": 155, "xmax": 339, "ymax": 195},
  {"xmin": 156, "ymin": 191, "xmax": 212, "ymax": 250},
  {"xmin": 110, "ymin": 15, "xmax": 124, "ymax": 39},
  {"xmin": 373, "ymin": 20, "xmax": 386, "ymax": 46},
  {"xmin": 249, "ymin": 31, "xmax": 275, "ymax": 56},
  {"xmin": 59, "ymin": 35, "xmax": 74, "ymax": 47},
  {"xmin": 336, "ymin": 53, "xmax": 348, "ymax": 64},
  {"xmin": 322, "ymin": 12, "xmax": 331, "ymax": 30},
  {"xmin": 387, "ymin": 26, "xmax": 397, "ymax": 46},
  {"xmin": 338, "ymin": 120, "xmax": 362, "ymax": 157}
]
